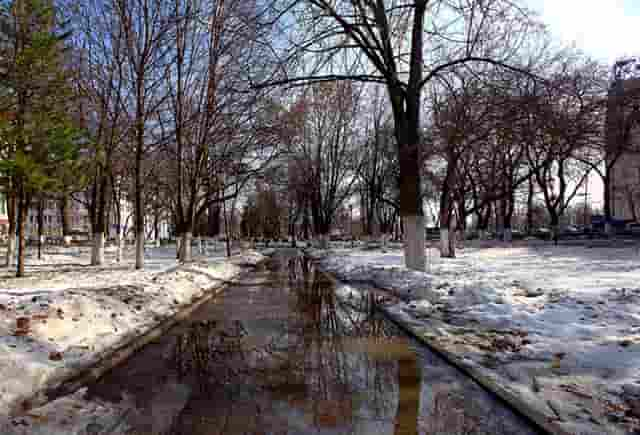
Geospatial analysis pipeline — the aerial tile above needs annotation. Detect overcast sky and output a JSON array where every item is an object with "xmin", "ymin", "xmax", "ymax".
[{"xmin": 526, "ymin": 0, "xmax": 640, "ymax": 65}]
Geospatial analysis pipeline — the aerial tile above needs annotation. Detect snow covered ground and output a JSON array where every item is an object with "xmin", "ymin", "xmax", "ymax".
[
  {"xmin": 311, "ymin": 241, "xmax": 640, "ymax": 434},
  {"xmin": 0, "ymin": 243, "xmax": 265, "ymax": 423}
]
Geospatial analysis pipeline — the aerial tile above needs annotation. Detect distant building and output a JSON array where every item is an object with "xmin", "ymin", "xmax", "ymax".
[
  {"xmin": 607, "ymin": 77, "xmax": 640, "ymax": 221},
  {"xmin": 25, "ymin": 198, "xmax": 91, "ymax": 237}
]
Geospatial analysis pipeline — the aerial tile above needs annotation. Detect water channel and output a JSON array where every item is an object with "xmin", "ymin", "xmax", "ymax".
[{"xmin": 85, "ymin": 249, "xmax": 541, "ymax": 435}]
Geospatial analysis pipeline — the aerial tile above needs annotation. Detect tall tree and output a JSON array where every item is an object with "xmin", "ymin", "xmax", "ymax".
[
  {"xmin": 159, "ymin": 0, "xmax": 281, "ymax": 262},
  {"xmin": 115, "ymin": 0, "xmax": 173, "ymax": 269}
]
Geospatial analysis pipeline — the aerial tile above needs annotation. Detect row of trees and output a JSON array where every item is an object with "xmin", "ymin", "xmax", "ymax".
[{"xmin": 2, "ymin": 0, "xmax": 640, "ymax": 275}]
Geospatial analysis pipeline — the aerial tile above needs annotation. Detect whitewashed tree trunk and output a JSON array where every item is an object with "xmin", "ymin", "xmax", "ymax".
[
  {"xmin": 404, "ymin": 215, "xmax": 425, "ymax": 271},
  {"xmin": 180, "ymin": 232, "xmax": 193, "ymax": 262},
  {"xmin": 116, "ymin": 231, "xmax": 124, "ymax": 263},
  {"xmin": 91, "ymin": 233, "xmax": 105, "ymax": 265},
  {"xmin": 63, "ymin": 235, "xmax": 72, "ymax": 247},
  {"xmin": 457, "ymin": 229, "xmax": 465, "ymax": 249},
  {"xmin": 440, "ymin": 227, "xmax": 456, "ymax": 258},
  {"xmin": 5, "ymin": 234, "xmax": 16, "ymax": 267},
  {"xmin": 440, "ymin": 227, "xmax": 451, "ymax": 257},
  {"xmin": 135, "ymin": 230, "xmax": 144, "ymax": 269}
]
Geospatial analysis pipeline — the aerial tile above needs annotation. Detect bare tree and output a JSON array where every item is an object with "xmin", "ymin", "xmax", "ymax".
[
  {"xmin": 287, "ymin": 82, "xmax": 363, "ymax": 247},
  {"xmin": 73, "ymin": 0, "xmax": 132, "ymax": 265},
  {"xmin": 155, "ymin": 0, "xmax": 283, "ymax": 261},
  {"xmin": 115, "ymin": 0, "xmax": 173, "ymax": 269}
]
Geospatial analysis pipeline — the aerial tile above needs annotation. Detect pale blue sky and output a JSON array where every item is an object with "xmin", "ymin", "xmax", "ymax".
[
  {"xmin": 526, "ymin": 0, "xmax": 640, "ymax": 64},
  {"xmin": 522, "ymin": 1, "xmax": 640, "ymax": 207}
]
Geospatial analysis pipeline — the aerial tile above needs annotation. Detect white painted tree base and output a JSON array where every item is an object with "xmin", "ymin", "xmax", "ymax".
[
  {"xmin": 116, "ymin": 235, "xmax": 124, "ymax": 263},
  {"xmin": 91, "ymin": 233, "xmax": 105, "ymax": 265},
  {"xmin": 180, "ymin": 232, "xmax": 193, "ymax": 262},
  {"xmin": 403, "ymin": 215, "xmax": 425, "ymax": 271},
  {"xmin": 440, "ymin": 228, "xmax": 455, "ymax": 258}
]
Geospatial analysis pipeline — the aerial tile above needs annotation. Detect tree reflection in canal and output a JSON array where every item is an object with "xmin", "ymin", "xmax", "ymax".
[{"xmin": 165, "ymin": 255, "xmax": 417, "ymax": 434}]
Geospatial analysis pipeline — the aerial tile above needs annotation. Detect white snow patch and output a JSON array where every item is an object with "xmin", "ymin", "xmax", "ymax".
[{"xmin": 0, "ymin": 245, "xmax": 265, "ymax": 419}]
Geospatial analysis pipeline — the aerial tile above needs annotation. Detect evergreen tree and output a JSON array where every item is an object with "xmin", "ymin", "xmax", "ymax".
[{"xmin": 0, "ymin": 0, "xmax": 84, "ymax": 276}]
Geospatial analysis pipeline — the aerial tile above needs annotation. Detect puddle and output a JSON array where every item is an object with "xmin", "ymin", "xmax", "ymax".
[{"xmin": 86, "ymin": 250, "xmax": 540, "ymax": 435}]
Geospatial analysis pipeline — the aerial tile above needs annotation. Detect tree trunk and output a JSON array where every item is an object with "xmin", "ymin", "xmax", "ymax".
[
  {"xmin": 550, "ymin": 213, "xmax": 560, "ymax": 245},
  {"xmin": 180, "ymin": 231, "xmax": 192, "ymax": 262},
  {"xmin": 404, "ymin": 215, "xmax": 426, "ymax": 267},
  {"xmin": 16, "ymin": 188, "xmax": 28, "ymax": 277},
  {"xmin": 208, "ymin": 204, "xmax": 220, "ymax": 237},
  {"xmin": 439, "ymin": 207, "xmax": 455, "ymax": 258},
  {"xmin": 60, "ymin": 193, "xmax": 72, "ymax": 246},
  {"xmin": 397, "ymin": 137, "xmax": 425, "ymax": 270},
  {"xmin": 93, "ymin": 233, "xmax": 105, "ymax": 265},
  {"xmin": 5, "ymin": 190, "xmax": 16, "ymax": 267},
  {"xmin": 154, "ymin": 210, "xmax": 160, "ymax": 247},
  {"xmin": 115, "ymin": 201, "xmax": 124, "ymax": 263},
  {"xmin": 603, "ymin": 173, "xmax": 613, "ymax": 235},
  {"xmin": 37, "ymin": 197, "xmax": 44, "ymax": 260},
  {"xmin": 134, "ymin": 163, "xmax": 144, "ymax": 268},
  {"xmin": 393, "ymin": 353, "xmax": 420, "ymax": 435},
  {"xmin": 527, "ymin": 178, "xmax": 534, "ymax": 235},
  {"xmin": 116, "ymin": 228, "xmax": 123, "ymax": 263},
  {"xmin": 392, "ymin": 1, "xmax": 427, "ymax": 272},
  {"xmin": 135, "ymin": 229, "xmax": 144, "ymax": 269},
  {"xmin": 223, "ymin": 200, "xmax": 232, "ymax": 257},
  {"xmin": 92, "ymin": 172, "xmax": 110, "ymax": 266}
]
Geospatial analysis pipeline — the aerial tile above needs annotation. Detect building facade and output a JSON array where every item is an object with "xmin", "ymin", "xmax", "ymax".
[{"xmin": 607, "ymin": 76, "xmax": 640, "ymax": 222}]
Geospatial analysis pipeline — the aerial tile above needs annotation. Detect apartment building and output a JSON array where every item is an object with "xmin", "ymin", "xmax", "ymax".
[{"xmin": 607, "ymin": 76, "xmax": 640, "ymax": 221}]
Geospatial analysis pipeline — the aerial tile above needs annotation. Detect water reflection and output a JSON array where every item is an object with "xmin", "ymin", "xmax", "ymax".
[{"xmin": 86, "ymin": 252, "xmax": 539, "ymax": 435}]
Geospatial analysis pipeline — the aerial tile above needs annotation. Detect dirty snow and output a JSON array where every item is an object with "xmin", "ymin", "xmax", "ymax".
[
  {"xmin": 310, "ymin": 241, "xmax": 640, "ymax": 434},
  {"xmin": 0, "ymin": 244, "xmax": 265, "ymax": 420}
]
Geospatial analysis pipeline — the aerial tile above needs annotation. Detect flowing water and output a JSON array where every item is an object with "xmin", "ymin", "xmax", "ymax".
[{"xmin": 85, "ymin": 249, "xmax": 541, "ymax": 435}]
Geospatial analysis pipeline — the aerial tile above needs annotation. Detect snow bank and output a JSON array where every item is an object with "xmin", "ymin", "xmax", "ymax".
[
  {"xmin": 310, "ymin": 242, "xmax": 640, "ymax": 434},
  {"xmin": 0, "ymin": 246, "xmax": 265, "ymax": 419}
]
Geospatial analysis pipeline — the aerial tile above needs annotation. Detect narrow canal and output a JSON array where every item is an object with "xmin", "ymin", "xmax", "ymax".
[{"xmin": 85, "ymin": 249, "xmax": 541, "ymax": 435}]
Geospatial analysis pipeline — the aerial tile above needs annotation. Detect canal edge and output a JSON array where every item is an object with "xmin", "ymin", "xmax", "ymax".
[
  {"xmin": 311, "ymin": 259, "xmax": 571, "ymax": 435},
  {"xmin": 12, "ymin": 258, "xmax": 269, "ymax": 418}
]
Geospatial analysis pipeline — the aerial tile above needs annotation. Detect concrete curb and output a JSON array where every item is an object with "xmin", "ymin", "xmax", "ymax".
[
  {"xmin": 311, "ymin": 256, "xmax": 572, "ymax": 435},
  {"xmin": 10, "ymin": 257, "xmax": 267, "ymax": 418},
  {"xmin": 378, "ymin": 306, "xmax": 572, "ymax": 435}
]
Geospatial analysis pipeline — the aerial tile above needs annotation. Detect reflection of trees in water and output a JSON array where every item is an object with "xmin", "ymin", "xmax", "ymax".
[
  {"xmin": 171, "ymin": 319, "xmax": 248, "ymax": 393},
  {"xmin": 166, "ymin": 255, "xmax": 419, "ymax": 434},
  {"xmin": 282, "ymin": 257, "xmax": 403, "ymax": 429}
]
